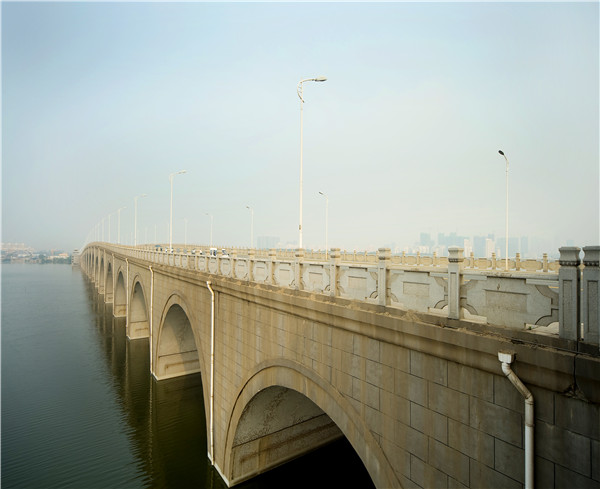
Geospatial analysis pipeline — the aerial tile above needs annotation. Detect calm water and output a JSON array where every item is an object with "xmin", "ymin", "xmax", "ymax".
[{"xmin": 2, "ymin": 264, "xmax": 374, "ymax": 488}]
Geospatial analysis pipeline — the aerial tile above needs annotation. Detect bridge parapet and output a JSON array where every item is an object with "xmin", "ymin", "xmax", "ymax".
[{"xmin": 84, "ymin": 242, "xmax": 598, "ymax": 350}]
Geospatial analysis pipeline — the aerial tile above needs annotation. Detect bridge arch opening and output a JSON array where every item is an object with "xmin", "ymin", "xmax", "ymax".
[
  {"xmin": 114, "ymin": 271, "xmax": 127, "ymax": 317},
  {"xmin": 225, "ymin": 381, "xmax": 380, "ymax": 488},
  {"xmin": 105, "ymin": 262, "xmax": 114, "ymax": 303},
  {"xmin": 128, "ymin": 280, "xmax": 149, "ymax": 339},
  {"xmin": 155, "ymin": 303, "xmax": 200, "ymax": 380}
]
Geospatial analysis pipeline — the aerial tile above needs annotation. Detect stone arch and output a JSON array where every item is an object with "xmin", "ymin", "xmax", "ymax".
[
  {"xmin": 128, "ymin": 277, "xmax": 149, "ymax": 339},
  {"xmin": 114, "ymin": 271, "xmax": 127, "ymax": 317},
  {"xmin": 155, "ymin": 296, "xmax": 201, "ymax": 381},
  {"xmin": 105, "ymin": 261, "xmax": 114, "ymax": 303},
  {"xmin": 221, "ymin": 360, "xmax": 398, "ymax": 488}
]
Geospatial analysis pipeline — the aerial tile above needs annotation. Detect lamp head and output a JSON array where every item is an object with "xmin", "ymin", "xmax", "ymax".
[
  {"xmin": 314, "ymin": 76, "xmax": 327, "ymax": 82},
  {"xmin": 498, "ymin": 150, "xmax": 505, "ymax": 156}
]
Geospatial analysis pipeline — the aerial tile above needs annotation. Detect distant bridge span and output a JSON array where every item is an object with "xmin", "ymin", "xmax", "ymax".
[{"xmin": 81, "ymin": 243, "xmax": 600, "ymax": 488}]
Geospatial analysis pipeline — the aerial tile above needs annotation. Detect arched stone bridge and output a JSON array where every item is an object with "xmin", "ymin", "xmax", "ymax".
[{"xmin": 80, "ymin": 243, "xmax": 600, "ymax": 489}]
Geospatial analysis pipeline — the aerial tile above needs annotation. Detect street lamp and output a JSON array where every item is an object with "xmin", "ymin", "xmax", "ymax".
[
  {"xmin": 169, "ymin": 170, "xmax": 187, "ymax": 251},
  {"xmin": 318, "ymin": 191, "xmax": 329, "ymax": 260},
  {"xmin": 205, "ymin": 213, "xmax": 214, "ymax": 248},
  {"xmin": 498, "ymin": 150, "xmax": 509, "ymax": 271},
  {"xmin": 297, "ymin": 76, "xmax": 327, "ymax": 249},
  {"xmin": 108, "ymin": 212, "xmax": 112, "ymax": 243},
  {"xmin": 246, "ymin": 205, "xmax": 254, "ymax": 249},
  {"xmin": 117, "ymin": 206, "xmax": 126, "ymax": 244},
  {"xmin": 134, "ymin": 194, "xmax": 147, "ymax": 247}
]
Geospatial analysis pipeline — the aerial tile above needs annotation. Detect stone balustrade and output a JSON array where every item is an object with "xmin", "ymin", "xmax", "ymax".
[{"xmin": 92, "ymin": 243, "xmax": 599, "ymax": 348}]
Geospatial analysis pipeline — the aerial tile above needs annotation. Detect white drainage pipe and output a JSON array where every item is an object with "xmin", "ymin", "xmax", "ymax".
[
  {"xmin": 207, "ymin": 281, "xmax": 215, "ymax": 465},
  {"xmin": 498, "ymin": 351, "xmax": 534, "ymax": 489}
]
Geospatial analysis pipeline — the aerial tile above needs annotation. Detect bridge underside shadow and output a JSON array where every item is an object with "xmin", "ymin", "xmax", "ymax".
[
  {"xmin": 155, "ymin": 304, "xmax": 201, "ymax": 380},
  {"xmin": 128, "ymin": 281, "xmax": 149, "ymax": 339},
  {"xmin": 228, "ymin": 386, "xmax": 344, "ymax": 486}
]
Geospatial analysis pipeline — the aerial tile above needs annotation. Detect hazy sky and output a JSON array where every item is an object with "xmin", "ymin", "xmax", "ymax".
[{"xmin": 2, "ymin": 1, "xmax": 598, "ymax": 254}]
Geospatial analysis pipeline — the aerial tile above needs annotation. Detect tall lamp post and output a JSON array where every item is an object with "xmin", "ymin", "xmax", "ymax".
[
  {"xmin": 318, "ymin": 191, "xmax": 329, "ymax": 260},
  {"xmin": 108, "ymin": 213, "xmax": 113, "ymax": 243},
  {"xmin": 297, "ymin": 76, "xmax": 327, "ymax": 249},
  {"xmin": 134, "ymin": 194, "xmax": 147, "ymax": 247},
  {"xmin": 498, "ymin": 150, "xmax": 509, "ymax": 271},
  {"xmin": 169, "ymin": 170, "xmax": 187, "ymax": 251},
  {"xmin": 117, "ymin": 206, "xmax": 126, "ymax": 244},
  {"xmin": 246, "ymin": 205, "xmax": 254, "ymax": 249},
  {"xmin": 205, "ymin": 213, "xmax": 214, "ymax": 248}
]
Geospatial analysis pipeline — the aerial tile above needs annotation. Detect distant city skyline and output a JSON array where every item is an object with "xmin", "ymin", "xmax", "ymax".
[{"xmin": 2, "ymin": 2, "xmax": 598, "ymax": 253}]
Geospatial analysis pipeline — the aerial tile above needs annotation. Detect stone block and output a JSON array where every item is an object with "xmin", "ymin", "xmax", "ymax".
[
  {"xmin": 331, "ymin": 328, "xmax": 354, "ymax": 353},
  {"xmin": 494, "ymin": 374, "xmax": 525, "ymax": 414},
  {"xmin": 365, "ymin": 405, "xmax": 383, "ymax": 436},
  {"xmin": 411, "ymin": 350, "xmax": 448, "ymax": 386},
  {"xmin": 352, "ymin": 377, "xmax": 380, "ymax": 410},
  {"xmin": 366, "ymin": 359, "xmax": 394, "ymax": 393},
  {"xmin": 448, "ymin": 362, "xmax": 493, "ymax": 402},
  {"xmin": 536, "ymin": 420, "xmax": 591, "ymax": 476},
  {"xmin": 555, "ymin": 393, "xmax": 600, "ymax": 440},
  {"xmin": 381, "ymin": 436, "xmax": 411, "ymax": 478},
  {"xmin": 428, "ymin": 439, "xmax": 470, "ymax": 487},
  {"xmin": 353, "ymin": 335, "xmax": 380, "ymax": 362},
  {"xmin": 529, "ymin": 385, "xmax": 555, "ymax": 424},
  {"xmin": 397, "ymin": 474, "xmax": 421, "ymax": 489},
  {"xmin": 334, "ymin": 369, "xmax": 353, "ymax": 397},
  {"xmin": 396, "ymin": 370, "xmax": 428, "ymax": 407},
  {"xmin": 469, "ymin": 397, "xmax": 522, "ymax": 447},
  {"xmin": 447, "ymin": 418, "xmax": 494, "ymax": 467},
  {"xmin": 381, "ymin": 341, "xmax": 410, "ymax": 373},
  {"xmin": 410, "ymin": 454, "xmax": 448, "ymax": 489},
  {"xmin": 555, "ymin": 464, "xmax": 600, "ymax": 489},
  {"xmin": 469, "ymin": 459, "xmax": 522, "ymax": 489},
  {"xmin": 429, "ymin": 383, "xmax": 469, "ymax": 425},
  {"xmin": 495, "ymin": 438, "xmax": 524, "ymax": 483},
  {"xmin": 395, "ymin": 421, "xmax": 429, "ymax": 461},
  {"xmin": 341, "ymin": 350, "xmax": 365, "ymax": 380},
  {"xmin": 535, "ymin": 455, "xmax": 555, "ymax": 489},
  {"xmin": 313, "ymin": 322, "xmax": 332, "ymax": 346},
  {"xmin": 447, "ymin": 476, "xmax": 469, "ymax": 489},
  {"xmin": 381, "ymin": 390, "xmax": 410, "ymax": 425},
  {"xmin": 410, "ymin": 402, "xmax": 448, "ymax": 444},
  {"xmin": 593, "ymin": 439, "xmax": 600, "ymax": 482}
]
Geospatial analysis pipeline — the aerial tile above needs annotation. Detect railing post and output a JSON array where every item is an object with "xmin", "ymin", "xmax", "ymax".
[
  {"xmin": 448, "ymin": 247, "xmax": 464, "ymax": 320},
  {"xmin": 268, "ymin": 249, "xmax": 277, "ymax": 285},
  {"xmin": 329, "ymin": 248, "xmax": 340, "ymax": 297},
  {"xmin": 515, "ymin": 252, "xmax": 521, "ymax": 271},
  {"xmin": 558, "ymin": 246, "xmax": 581, "ymax": 341},
  {"xmin": 247, "ymin": 249, "xmax": 255, "ymax": 282},
  {"xmin": 543, "ymin": 253, "xmax": 549, "ymax": 272},
  {"xmin": 378, "ymin": 248, "xmax": 391, "ymax": 306},
  {"xmin": 295, "ymin": 249, "xmax": 304, "ymax": 290},
  {"xmin": 582, "ymin": 246, "xmax": 599, "ymax": 346},
  {"xmin": 491, "ymin": 252, "xmax": 497, "ymax": 270}
]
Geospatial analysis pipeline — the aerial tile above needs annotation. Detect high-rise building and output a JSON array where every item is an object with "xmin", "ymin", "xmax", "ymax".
[{"xmin": 257, "ymin": 236, "xmax": 280, "ymax": 250}]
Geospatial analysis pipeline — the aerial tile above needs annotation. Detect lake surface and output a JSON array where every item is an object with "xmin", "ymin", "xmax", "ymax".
[{"xmin": 2, "ymin": 264, "xmax": 374, "ymax": 488}]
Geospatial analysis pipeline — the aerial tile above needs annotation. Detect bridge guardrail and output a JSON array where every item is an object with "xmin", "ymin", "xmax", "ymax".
[{"xmin": 82, "ymin": 243, "xmax": 599, "ymax": 348}]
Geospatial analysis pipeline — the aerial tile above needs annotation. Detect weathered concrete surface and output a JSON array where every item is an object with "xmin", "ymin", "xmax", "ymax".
[{"xmin": 82, "ymin": 245, "xmax": 600, "ymax": 489}]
